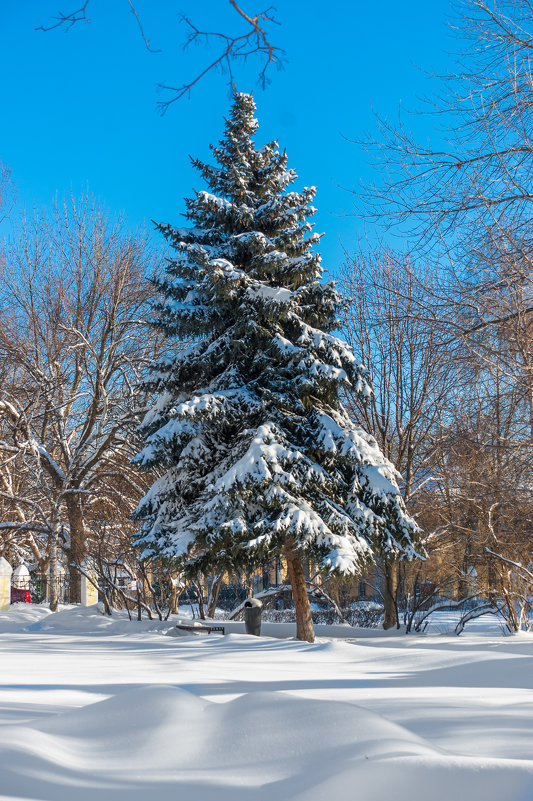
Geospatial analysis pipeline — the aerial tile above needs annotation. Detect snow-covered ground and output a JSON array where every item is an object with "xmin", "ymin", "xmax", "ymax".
[{"xmin": 1, "ymin": 604, "xmax": 533, "ymax": 801}]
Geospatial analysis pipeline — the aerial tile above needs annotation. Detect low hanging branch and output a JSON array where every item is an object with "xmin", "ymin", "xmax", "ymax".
[
  {"xmin": 36, "ymin": 1, "xmax": 283, "ymax": 112},
  {"xmin": 455, "ymin": 603, "xmax": 505, "ymax": 636},
  {"xmin": 410, "ymin": 596, "xmax": 473, "ymax": 633},
  {"xmin": 159, "ymin": 2, "xmax": 282, "ymax": 112},
  {"xmin": 228, "ymin": 579, "xmax": 349, "ymax": 624},
  {"xmin": 306, "ymin": 578, "xmax": 349, "ymax": 624},
  {"xmin": 228, "ymin": 584, "xmax": 292, "ymax": 620}
]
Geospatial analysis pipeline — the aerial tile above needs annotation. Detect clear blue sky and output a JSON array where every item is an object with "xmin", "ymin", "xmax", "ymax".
[{"xmin": 1, "ymin": 1, "xmax": 452, "ymax": 273}]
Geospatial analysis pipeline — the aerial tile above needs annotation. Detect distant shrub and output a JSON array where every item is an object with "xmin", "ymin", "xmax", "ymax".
[{"xmin": 261, "ymin": 605, "xmax": 384, "ymax": 628}]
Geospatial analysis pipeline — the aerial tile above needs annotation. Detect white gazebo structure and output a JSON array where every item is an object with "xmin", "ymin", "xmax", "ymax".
[{"xmin": 12, "ymin": 564, "xmax": 30, "ymax": 590}]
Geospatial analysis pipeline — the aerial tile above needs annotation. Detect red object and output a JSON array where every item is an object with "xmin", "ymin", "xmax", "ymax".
[{"xmin": 10, "ymin": 587, "xmax": 31, "ymax": 603}]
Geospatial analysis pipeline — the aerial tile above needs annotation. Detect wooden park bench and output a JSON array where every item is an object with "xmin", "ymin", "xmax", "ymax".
[{"xmin": 174, "ymin": 624, "xmax": 225, "ymax": 635}]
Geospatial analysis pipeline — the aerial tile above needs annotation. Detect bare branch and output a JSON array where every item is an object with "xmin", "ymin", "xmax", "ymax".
[
  {"xmin": 158, "ymin": 3, "xmax": 283, "ymax": 112},
  {"xmin": 35, "ymin": 2, "xmax": 90, "ymax": 32},
  {"xmin": 36, "ymin": 2, "xmax": 282, "ymax": 110},
  {"xmin": 126, "ymin": 0, "xmax": 160, "ymax": 53}
]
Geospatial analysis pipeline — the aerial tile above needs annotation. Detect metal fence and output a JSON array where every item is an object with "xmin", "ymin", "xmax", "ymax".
[{"xmin": 27, "ymin": 576, "xmax": 71, "ymax": 604}]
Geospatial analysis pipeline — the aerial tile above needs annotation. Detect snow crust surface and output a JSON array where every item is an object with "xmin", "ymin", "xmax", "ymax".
[{"xmin": 1, "ymin": 604, "xmax": 533, "ymax": 800}]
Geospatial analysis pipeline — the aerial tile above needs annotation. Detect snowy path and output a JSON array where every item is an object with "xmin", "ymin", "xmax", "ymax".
[{"xmin": 1, "ymin": 606, "xmax": 533, "ymax": 800}]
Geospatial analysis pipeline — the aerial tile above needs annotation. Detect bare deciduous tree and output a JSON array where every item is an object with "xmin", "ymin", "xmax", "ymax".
[
  {"xmin": 350, "ymin": 1, "xmax": 533, "ymax": 625},
  {"xmin": 0, "ymin": 195, "xmax": 162, "ymax": 603},
  {"xmin": 340, "ymin": 249, "xmax": 455, "ymax": 626},
  {"xmin": 359, "ymin": 0, "xmax": 533, "ymax": 248},
  {"xmin": 0, "ymin": 162, "xmax": 16, "ymax": 224}
]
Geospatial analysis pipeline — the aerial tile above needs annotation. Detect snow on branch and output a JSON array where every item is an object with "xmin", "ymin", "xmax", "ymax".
[
  {"xmin": 455, "ymin": 603, "xmax": 505, "ymax": 636},
  {"xmin": 228, "ymin": 584, "xmax": 291, "ymax": 619},
  {"xmin": 485, "ymin": 547, "xmax": 533, "ymax": 583},
  {"xmin": 411, "ymin": 596, "xmax": 472, "ymax": 633}
]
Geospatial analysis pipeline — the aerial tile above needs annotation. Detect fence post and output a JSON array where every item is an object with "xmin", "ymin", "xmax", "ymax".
[
  {"xmin": 0, "ymin": 557, "xmax": 13, "ymax": 610},
  {"xmin": 81, "ymin": 560, "xmax": 99, "ymax": 606}
]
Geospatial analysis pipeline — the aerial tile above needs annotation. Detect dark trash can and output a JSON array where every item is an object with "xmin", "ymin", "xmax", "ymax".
[{"xmin": 244, "ymin": 597, "xmax": 263, "ymax": 636}]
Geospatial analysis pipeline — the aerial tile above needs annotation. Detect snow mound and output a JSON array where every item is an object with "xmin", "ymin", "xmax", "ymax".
[
  {"xmin": 0, "ymin": 603, "xmax": 53, "ymax": 633},
  {"xmin": 24, "ymin": 684, "xmax": 434, "ymax": 765},
  {"xmin": 1, "ymin": 685, "xmax": 532, "ymax": 800},
  {"xmin": 23, "ymin": 604, "xmax": 175, "ymax": 636},
  {"xmin": 2, "ymin": 604, "xmax": 404, "ymax": 641}
]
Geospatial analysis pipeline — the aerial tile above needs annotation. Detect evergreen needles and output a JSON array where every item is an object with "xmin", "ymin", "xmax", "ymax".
[{"xmin": 133, "ymin": 93, "xmax": 421, "ymax": 620}]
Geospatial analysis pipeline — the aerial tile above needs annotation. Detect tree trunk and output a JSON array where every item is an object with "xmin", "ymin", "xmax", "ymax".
[
  {"xmin": 169, "ymin": 573, "xmax": 181, "ymax": 614},
  {"xmin": 65, "ymin": 493, "xmax": 87, "ymax": 604},
  {"xmin": 49, "ymin": 518, "xmax": 60, "ymax": 612},
  {"xmin": 284, "ymin": 537, "xmax": 315, "ymax": 643},
  {"xmin": 137, "ymin": 580, "xmax": 142, "ymax": 620},
  {"xmin": 383, "ymin": 558, "xmax": 399, "ymax": 629},
  {"xmin": 194, "ymin": 574, "xmax": 206, "ymax": 620},
  {"xmin": 206, "ymin": 571, "xmax": 224, "ymax": 618}
]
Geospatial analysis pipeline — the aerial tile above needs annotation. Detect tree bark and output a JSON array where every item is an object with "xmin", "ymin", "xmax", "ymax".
[
  {"xmin": 383, "ymin": 558, "xmax": 399, "ymax": 629},
  {"xmin": 65, "ymin": 493, "xmax": 86, "ymax": 604},
  {"xmin": 284, "ymin": 537, "xmax": 315, "ymax": 643},
  {"xmin": 206, "ymin": 571, "xmax": 224, "ymax": 618},
  {"xmin": 194, "ymin": 573, "xmax": 206, "ymax": 620},
  {"xmin": 49, "ymin": 518, "xmax": 60, "ymax": 612},
  {"xmin": 169, "ymin": 573, "xmax": 181, "ymax": 615}
]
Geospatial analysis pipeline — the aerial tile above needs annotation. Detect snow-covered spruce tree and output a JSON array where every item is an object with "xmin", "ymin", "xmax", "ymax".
[{"xmin": 133, "ymin": 92, "xmax": 421, "ymax": 642}]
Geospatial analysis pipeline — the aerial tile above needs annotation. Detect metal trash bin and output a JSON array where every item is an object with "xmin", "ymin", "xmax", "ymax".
[{"xmin": 244, "ymin": 597, "xmax": 263, "ymax": 636}]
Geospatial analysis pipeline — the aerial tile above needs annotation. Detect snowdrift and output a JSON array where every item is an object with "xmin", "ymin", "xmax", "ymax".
[
  {"xmin": 1, "ymin": 605, "xmax": 533, "ymax": 800},
  {"xmin": 1, "ymin": 684, "xmax": 532, "ymax": 801}
]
